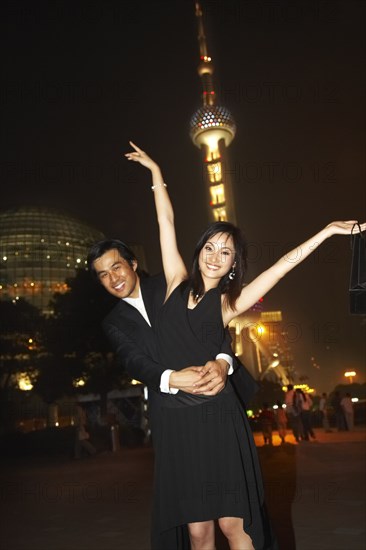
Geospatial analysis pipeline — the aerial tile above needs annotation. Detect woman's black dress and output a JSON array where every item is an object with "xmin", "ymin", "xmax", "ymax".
[{"xmin": 151, "ymin": 283, "xmax": 277, "ymax": 550}]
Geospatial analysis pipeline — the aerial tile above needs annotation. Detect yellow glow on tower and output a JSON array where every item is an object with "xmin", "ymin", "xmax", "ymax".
[
  {"xmin": 190, "ymin": 3, "xmax": 237, "ymax": 224},
  {"xmin": 209, "ymin": 184, "xmax": 225, "ymax": 205}
]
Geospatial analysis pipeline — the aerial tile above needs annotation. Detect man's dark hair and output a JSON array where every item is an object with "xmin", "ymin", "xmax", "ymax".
[{"xmin": 87, "ymin": 239, "xmax": 139, "ymax": 279}]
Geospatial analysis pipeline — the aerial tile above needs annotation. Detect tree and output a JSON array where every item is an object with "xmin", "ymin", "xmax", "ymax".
[
  {"xmin": 33, "ymin": 355, "xmax": 79, "ymax": 405},
  {"xmin": 42, "ymin": 269, "xmax": 126, "ymax": 414},
  {"xmin": 0, "ymin": 299, "xmax": 44, "ymax": 430},
  {"xmin": 47, "ymin": 269, "xmax": 116, "ymax": 356}
]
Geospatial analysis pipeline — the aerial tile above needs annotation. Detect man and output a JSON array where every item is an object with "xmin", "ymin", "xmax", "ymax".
[
  {"xmin": 331, "ymin": 391, "xmax": 346, "ymax": 431},
  {"xmin": 340, "ymin": 393, "xmax": 354, "ymax": 431},
  {"xmin": 319, "ymin": 392, "xmax": 332, "ymax": 432},
  {"xmin": 285, "ymin": 384, "xmax": 302, "ymax": 442}
]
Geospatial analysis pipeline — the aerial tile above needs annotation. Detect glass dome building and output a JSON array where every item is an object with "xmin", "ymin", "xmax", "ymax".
[{"xmin": 0, "ymin": 207, "xmax": 105, "ymax": 314}]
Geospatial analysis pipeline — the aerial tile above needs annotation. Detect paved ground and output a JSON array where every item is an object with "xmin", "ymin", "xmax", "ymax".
[
  {"xmin": 1, "ymin": 427, "xmax": 365, "ymax": 550},
  {"xmin": 258, "ymin": 429, "xmax": 366, "ymax": 550}
]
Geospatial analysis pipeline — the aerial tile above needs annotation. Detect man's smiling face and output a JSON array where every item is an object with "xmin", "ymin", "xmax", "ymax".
[{"xmin": 94, "ymin": 249, "xmax": 139, "ymax": 299}]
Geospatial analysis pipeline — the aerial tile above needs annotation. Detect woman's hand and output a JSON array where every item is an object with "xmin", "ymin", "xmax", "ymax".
[
  {"xmin": 125, "ymin": 141, "xmax": 158, "ymax": 171},
  {"xmin": 325, "ymin": 220, "xmax": 366, "ymax": 236}
]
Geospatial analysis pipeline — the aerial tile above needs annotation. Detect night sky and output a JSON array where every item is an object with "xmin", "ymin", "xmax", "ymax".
[{"xmin": 2, "ymin": 0, "xmax": 365, "ymax": 392}]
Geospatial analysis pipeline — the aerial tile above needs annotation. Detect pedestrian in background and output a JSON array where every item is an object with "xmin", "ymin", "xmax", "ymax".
[
  {"xmin": 319, "ymin": 392, "xmax": 332, "ymax": 432},
  {"xmin": 331, "ymin": 391, "xmax": 347, "ymax": 431},
  {"xmin": 295, "ymin": 389, "xmax": 316, "ymax": 441},
  {"xmin": 285, "ymin": 384, "xmax": 302, "ymax": 442},
  {"xmin": 341, "ymin": 393, "xmax": 354, "ymax": 431},
  {"xmin": 259, "ymin": 403, "xmax": 275, "ymax": 445},
  {"xmin": 74, "ymin": 403, "xmax": 97, "ymax": 459},
  {"xmin": 275, "ymin": 400, "xmax": 287, "ymax": 444}
]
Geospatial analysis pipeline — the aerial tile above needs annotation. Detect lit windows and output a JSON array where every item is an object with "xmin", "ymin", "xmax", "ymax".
[{"xmin": 209, "ymin": 184, "xmax": 225, "ymax": 205}]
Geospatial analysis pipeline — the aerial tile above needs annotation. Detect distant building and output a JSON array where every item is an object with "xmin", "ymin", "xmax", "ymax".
[
  {"xmin": 0, "ymin": 206, "xmax": 148, "ymax": 315},
  {"xmin": 229, "ymin": 308, "xmax": 294, "ymax": 385},
  {"xmin": 0, "ymin": 206, "xmax": 104, "ymax": 314}
]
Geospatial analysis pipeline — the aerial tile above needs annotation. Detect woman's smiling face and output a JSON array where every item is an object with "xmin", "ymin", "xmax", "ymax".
[{"xmin": 198, "ymin": 232, "xmax": 235, "ymax": 283}]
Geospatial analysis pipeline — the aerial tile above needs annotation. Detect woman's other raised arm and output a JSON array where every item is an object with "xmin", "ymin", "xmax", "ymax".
[{"xmin": 222, "ymin": 220, "xmax": 366, "ymax": 326}]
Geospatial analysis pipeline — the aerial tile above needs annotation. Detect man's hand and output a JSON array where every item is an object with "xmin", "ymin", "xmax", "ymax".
[
  {"xmin": 169, "ymin": 366, "xmax": 206, "ymax": 393},
  {"xmin": 169, "ymin": 359, "xmax": 229, "ymax": 395},
  {"xmin": 192, "ymin": 359, "xmax": 229, "ymax": 395}
]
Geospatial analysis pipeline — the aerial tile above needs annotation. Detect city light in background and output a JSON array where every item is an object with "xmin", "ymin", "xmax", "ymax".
[{"xmin": 344, "ymin": 371, "xmax": 357, "ymax": 384}]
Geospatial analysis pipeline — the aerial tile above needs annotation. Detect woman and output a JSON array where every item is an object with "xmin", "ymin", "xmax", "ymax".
[{"xmin": 126, "ymin": 141, "xmax": 365, "ymax": 550}]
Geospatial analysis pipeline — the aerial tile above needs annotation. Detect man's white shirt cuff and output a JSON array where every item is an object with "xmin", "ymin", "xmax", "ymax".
[
  {"xmin": 160, "ymin": 369, "xmax": 179, "ymax": 394},
  {"xmin": 216, "ymin": 353, "xmax": 234, "ymax": 375}
]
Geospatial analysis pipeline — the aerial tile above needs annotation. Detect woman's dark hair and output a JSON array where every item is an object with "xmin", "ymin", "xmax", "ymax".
[
  {"xmin": 189, "ymin": 221, "xmax": 248, "ymax": 310},
  {"xmin": 87, "ymin": 239, "xmax": 139, "ymax": 280}
]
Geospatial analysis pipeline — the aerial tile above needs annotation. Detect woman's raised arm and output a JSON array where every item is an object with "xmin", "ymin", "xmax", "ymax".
[
  {"xmin": 222, "ymin": 220, "xmax": 366, "ymax": 326},
  {"xmin": 125, "ymin": 142, "xmax": 187, "ymax": 295}
]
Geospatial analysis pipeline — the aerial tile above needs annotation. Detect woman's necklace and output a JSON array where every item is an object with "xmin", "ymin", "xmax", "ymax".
[{"xmin": 191, "ymin": 290, "xmax": 205, "ymax": 303}]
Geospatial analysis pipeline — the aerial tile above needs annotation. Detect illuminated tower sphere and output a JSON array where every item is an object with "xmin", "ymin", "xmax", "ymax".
[
  {"xmin": 0, "ymin": 207, "xmax": 104, "ymax": 314},
  {"xmin": 190, "ymin": 2, "xmax": 237, "ymax": 223}
]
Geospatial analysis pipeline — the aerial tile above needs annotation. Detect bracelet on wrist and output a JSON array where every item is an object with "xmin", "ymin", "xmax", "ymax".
[{"xmin": 151, "ymin": 182, "xmax": 167, "ymax": 191}]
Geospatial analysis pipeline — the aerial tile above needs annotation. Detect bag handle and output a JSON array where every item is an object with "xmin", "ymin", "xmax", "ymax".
[{"xmin": 350, "ymin": 222, "xmax": 365, "ymax": 249}]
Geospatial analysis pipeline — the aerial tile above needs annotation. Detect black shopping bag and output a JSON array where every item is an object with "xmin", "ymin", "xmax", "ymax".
[{"xmin": 349, "ymin": 224, "xmax": 366, "ymax": 314}]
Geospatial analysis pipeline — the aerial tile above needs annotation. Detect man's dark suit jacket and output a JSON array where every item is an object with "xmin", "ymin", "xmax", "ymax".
[
  {"xmin": 102, "ymin": 273, "xmax": 258, "ymax": 405},
  {"xmin": 103, "ymin": 273, "xmax": 166, "ymax": 391}
]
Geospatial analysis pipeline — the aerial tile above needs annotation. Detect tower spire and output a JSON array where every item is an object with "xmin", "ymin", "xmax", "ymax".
[
  {"xmin": 190, "ymin": 2, "xmax": 237, "ymax": 223},
  {"xmin": 195, "ymin": 2, "xmax": 208, "ymax": 58},
  {"xmin": 195, "ymin": 2, "xmax": 215, "ymax": 107}
]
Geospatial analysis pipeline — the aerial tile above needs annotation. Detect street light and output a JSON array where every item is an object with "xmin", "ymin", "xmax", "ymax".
[
  {"xmin": 17, "ymin": 372, "xmax": 33, "ymax": 391},
  {"xmin": 344, "ymin": 371, "xmax": 356, "ymax": 384},
  {"xmin": 248, "ymin": 324, "xmax": 265, "ymax": 375}
]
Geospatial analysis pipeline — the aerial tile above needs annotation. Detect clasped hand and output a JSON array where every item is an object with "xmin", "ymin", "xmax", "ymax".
[{"xmin": 169, "ymin": 359, "xmax": 229, "ymax": 396}]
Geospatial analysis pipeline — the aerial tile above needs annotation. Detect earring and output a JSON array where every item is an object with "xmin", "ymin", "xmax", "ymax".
[{"xmin": 228, "ymin": 263, "xmax": 236, "ymax": 281}]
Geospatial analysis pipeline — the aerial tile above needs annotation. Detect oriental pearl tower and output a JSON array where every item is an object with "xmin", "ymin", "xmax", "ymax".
[{"xmin": 190, "ymin": 2, "xmax": 237, "ymax": 224}]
